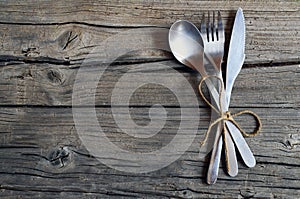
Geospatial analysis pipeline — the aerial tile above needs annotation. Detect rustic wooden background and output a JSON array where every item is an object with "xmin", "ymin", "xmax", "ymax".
[{"xmin": 0, "ymin": 1, "xmax": 299, "ymax": 198}]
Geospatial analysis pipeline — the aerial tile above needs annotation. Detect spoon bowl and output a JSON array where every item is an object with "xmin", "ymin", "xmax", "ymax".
[{"xmin": 168, "ymin": 20, "xmax": 204, "ymax": 73}]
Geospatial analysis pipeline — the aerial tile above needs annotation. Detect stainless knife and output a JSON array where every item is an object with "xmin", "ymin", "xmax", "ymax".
[
  {"xmin": 225, "ymin": 8, "xmax": 256, "ymax": 168},
  {"xmin": 226, "ymin": 8, "xmax": 246, "ymax": 104}
]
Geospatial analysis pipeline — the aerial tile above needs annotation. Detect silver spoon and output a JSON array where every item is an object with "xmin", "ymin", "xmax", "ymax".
[
  {"xmin": 169, "ymin": 20, "xmax": 237, "ymax": 184},
  {"xmin": 169, "ymin": 20, "xmax": 205, "ymax": 74},
  {"xmin": 169, "ymin": 20, "xmax": 220, "ymax": 105}
]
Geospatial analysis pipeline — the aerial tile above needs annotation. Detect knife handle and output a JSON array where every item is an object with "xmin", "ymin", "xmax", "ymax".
[{"xmin": 226, "ymin": 121, "xmax": 256, "ymax": 168}]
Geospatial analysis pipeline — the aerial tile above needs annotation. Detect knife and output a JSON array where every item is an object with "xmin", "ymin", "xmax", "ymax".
[
  {"xmin": 226, "ymin": 8, "xmax": 245, "ymax": 105},
  {"xmin": 225, "ymin": 8, "xmax": 256, "ymax": 168}
]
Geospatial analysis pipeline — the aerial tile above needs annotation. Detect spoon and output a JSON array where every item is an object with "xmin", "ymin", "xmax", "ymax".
[
  {"xmin": 169, "ymin": 20, "xmax": 221, "ymax": 102},
  {"xmin": 169, "ymin": 20, "xmax": 235, "ymax": 184},
  {"xmin": 169, "ymin": 20, "xmax": 205, "ymax": 74}
]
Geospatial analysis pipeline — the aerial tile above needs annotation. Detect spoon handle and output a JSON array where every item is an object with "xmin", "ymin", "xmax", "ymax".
[{"xmin": 207, "ymin": 125, "xmax": 223, "ymax": 184}]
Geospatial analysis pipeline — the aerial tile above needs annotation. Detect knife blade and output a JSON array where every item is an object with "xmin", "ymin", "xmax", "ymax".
[
  {"xmin": 225, "ymin": 8, "xmax": 256, "ymax": 168},
  {"xmin": 226, "ymin": 8, "xmax": 245, "ymax": 106}
]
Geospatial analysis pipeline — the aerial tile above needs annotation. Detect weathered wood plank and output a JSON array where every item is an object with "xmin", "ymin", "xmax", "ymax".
[
  {"xmin": 0, "ymin": 21, "xmax": 299, "ymax": 65},
  {"xmin": 0, "ymin": 106, "xmax": 299, "ymax": 198},
  {"xmin": 0, "ymin": 1, "xmax": 298, "ymax": 27},
  {"xmin": 0, "ymin": 1, "xmax": 299, "ymax": 64},
  {"xmin": 0, "ymin": 62, "xmax": 299, "ymax": 107}
]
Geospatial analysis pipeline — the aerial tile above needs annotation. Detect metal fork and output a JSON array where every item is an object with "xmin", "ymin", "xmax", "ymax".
[
  {"xmin": 200, "ymin": 11, "xmax": 224, "ymax": 77},
  {"xmin": 200, "ymin": 11, "xmax": 238, "ymax": 184}
]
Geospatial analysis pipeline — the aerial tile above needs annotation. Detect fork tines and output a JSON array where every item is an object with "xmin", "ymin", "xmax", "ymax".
[{"xmin": 201, "ymin": 11, "xmax": 224, "ymax": 43}]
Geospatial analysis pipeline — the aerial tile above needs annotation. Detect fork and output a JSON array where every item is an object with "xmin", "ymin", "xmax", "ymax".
[
  {"xmin": 200, "ymin": 11, "xmax": 224, "ymax": 77},
  {"xmin": 200, "ymin": 11, "xmax": 238, "ymax": 184}
]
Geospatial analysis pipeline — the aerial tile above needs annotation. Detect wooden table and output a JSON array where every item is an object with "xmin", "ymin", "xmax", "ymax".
[{"xmin": 0, "ymin": 1, "xmax": 299, "ymax": 198}]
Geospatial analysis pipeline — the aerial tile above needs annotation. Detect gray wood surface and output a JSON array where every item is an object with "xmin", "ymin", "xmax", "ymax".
[{"xmin": 0, "ymin": 1, "xmax": 299, "ymax": 198}]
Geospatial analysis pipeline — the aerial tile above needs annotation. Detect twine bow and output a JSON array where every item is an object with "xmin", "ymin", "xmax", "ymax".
[{"xmin": 198, "ymin": 75, "xmax": 262, "ymax": 146}]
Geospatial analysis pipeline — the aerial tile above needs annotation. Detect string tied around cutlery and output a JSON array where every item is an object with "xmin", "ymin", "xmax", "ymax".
[{"xmin": 198, "ymin": 75, "xmax": 262, "ymax": 146}]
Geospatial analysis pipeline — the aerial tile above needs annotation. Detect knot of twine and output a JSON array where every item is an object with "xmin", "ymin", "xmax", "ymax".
[{"xmin": 198, "ymin": 75, "xmax": 262, "ymax": 146}]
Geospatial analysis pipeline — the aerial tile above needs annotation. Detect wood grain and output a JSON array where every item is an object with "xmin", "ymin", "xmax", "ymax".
[
  {"xmin": 0, "ymin": 24, "xmax": 299, "ymax": 66},
  {"xmin": 0, "ymin": 62, "xmax": 299, "ymax": 107},
  {"xmin": 0, "ymin": 1, "xmax": 299, "ymax": 65},
  {"xmin": 0, "ymin": 107, "xmax": 299, "ymax": 198}
]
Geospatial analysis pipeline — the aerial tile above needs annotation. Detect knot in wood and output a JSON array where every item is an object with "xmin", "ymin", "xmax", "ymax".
[
  {"xmin": 47, "ymin": 147, "xmax": 71, "ymax": 168},
  {"xmin": 47, "ymin": 69, "xmax": 64, "ymax": 85}
]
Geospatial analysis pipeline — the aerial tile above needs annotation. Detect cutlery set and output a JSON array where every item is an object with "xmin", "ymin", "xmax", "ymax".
[{"xmin": 168, "ymin": 8, "xmax": 262, "ymax": 184}]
